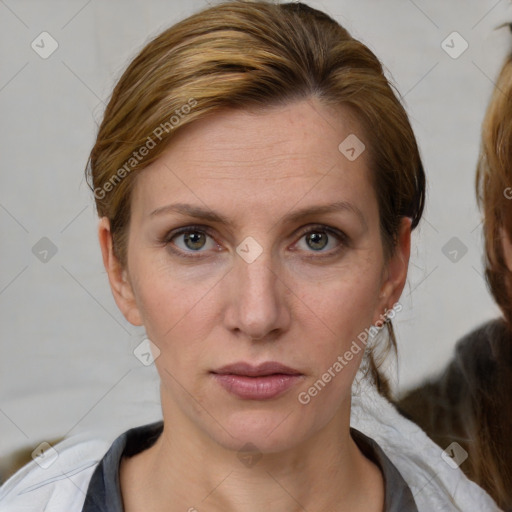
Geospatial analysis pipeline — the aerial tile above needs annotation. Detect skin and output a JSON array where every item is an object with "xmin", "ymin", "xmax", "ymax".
[{"xmin": 98, "ymin": 98, "xmax": 411, "ymax": 512}]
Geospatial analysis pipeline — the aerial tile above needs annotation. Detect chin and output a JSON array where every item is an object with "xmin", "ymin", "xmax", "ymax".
[{"xmin": 207, "ymin": 408, "xmax": 312, "ymax": 455}]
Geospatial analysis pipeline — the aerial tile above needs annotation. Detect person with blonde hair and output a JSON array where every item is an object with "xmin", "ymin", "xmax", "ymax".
[
  {"xmin": 398, "ymin": 26, "xmax": 512, "ymax": 512},
  {"xmin": 0, "ymin": 2, "xmax": 501, "ymax": 511}
]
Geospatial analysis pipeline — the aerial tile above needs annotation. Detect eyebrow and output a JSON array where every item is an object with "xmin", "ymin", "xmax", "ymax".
[{"xmin": 149, "ymin": 200, "xmax": 367, "ymax": 229}]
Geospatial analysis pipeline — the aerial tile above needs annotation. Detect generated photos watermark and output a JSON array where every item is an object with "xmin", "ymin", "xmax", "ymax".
[
  {"xmin": 298, "ymin": 301, "xmax": 402, "ymax": 405},
  {"xmin": 94, "ymin": 98, "xmax": 198, "ymax": 200}
]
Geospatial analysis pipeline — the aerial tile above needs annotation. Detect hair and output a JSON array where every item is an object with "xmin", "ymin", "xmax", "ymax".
[
  {"xmin": 471, "ymin": 28, "xmax": 512, "ymax": 508},
  {"xmin": 476, "ymin": 46, "xmax": 512, "ymax": 328},
  {"xmin": 85, "ymin": 0, "xmax": 425, "ymax": 399}
]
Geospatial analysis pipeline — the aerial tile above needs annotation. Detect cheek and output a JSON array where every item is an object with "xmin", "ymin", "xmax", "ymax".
[
  {"xmin": 129, "ymin": 256, "xmax": 218, "ymax": 367},
  {"xmin": 294, "ymin": 263, "xmax": 382, "ymax": 391},
  {"xmin": 294, "ymin": 269, "xmax": 383, "ymax": 413},
  {"xmin": 298, "ymin": 261, "xmax": 383, "ymax": 348}
]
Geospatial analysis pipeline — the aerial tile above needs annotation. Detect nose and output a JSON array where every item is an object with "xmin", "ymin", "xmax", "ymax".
[{"xmin": 223, "ymin": 247, "xmax": 291, "ymax": 342}]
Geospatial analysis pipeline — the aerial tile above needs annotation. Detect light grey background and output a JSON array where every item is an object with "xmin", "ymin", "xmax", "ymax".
[{"xmin": 0, "ymin": 0, "xmax": 508, "ymax": 457}]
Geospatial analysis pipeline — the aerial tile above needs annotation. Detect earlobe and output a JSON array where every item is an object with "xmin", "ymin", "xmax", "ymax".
[
  {"xmin": 97, "ymin": 217, "xmax": 143, "ymax": 326},
  {"xmin": 374, "ymin": 217, "xmax": 412, "ymax": 323}
]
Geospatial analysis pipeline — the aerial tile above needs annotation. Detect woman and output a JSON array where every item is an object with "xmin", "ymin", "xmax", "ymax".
[
  {"xmin": 397, "ymin": 29, "xmax": 512, "ymax": 511},
  {"xmin": 0, "ymin": 2, "xmax": 500, "ymax": 511}
]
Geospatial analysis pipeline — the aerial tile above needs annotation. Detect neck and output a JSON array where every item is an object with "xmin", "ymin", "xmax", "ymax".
[{"xmin": 120, "ymin": 399, "xmax": 384, "ymax": 512}]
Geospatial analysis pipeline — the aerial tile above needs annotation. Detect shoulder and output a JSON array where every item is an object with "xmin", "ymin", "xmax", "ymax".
[
  {"xmin": 454, "ymin": 317, "xmax": 509, "ymax": 358},
  {"xmin": 350, "ymin": 379, "xmax": 502, "ymax": 511},
  {"xmin": 452, "ymin": 317, "xmax": 511, "ymax": 383},
  {"xmin": 396, "ymin": 318, "xmax": 510, "ymax": 414},
  {"xmin": 0, "ymin": 433, "xmax": 112, "ymax": 512}
]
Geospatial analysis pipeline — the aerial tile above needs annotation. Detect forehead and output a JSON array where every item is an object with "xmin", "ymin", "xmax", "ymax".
[{"xmin": 131, "ymin": 98, "xmax": 375, "ymax": 220}]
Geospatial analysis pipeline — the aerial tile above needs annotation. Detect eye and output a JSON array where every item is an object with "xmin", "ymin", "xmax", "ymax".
[
  {"xmin": 161, "ymin": 223, "xmax": 348, "ymax": 259},
  {"xmin": 163, "ymin": 225, "xmax": 219, "ymax": 258},
  {"xmin": 294, "ymin": 225, "xmax": 348, "ymax": 255}
]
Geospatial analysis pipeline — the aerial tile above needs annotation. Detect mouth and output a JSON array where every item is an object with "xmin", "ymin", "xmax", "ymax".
[
  {"xmin": 212, "ymin": 361, "xmax": 302, "ymax": 377},
  {"xmin": 210, "ymin": 361, "xmax": 304, "ymax": 400}
]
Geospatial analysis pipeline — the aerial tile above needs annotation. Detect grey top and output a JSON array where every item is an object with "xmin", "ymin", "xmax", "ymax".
[{"xmin": 81, "ymin": 420, "xmax": 418, "ymax": 511}]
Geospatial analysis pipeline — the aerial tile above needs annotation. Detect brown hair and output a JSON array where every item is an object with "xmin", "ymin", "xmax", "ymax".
[
  {"xmin": 85, "ymin": 0, "xmax": 425, "ymax": 398},
  {"xmin": 476, "ymin": 49, "xmax": 512, "ymax": 327},
  {"xmin": 472, "ymin": 31, "xmax": 512, "ymax": 508}
]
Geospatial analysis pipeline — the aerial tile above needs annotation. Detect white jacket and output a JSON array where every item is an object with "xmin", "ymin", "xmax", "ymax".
[
  {"xmin": 350, "ymin": 379, "xmax": 502, "ymax": 511},
  {"xmin": 0, "ymin": 381, "xmax": 502, "ymax": 511}
]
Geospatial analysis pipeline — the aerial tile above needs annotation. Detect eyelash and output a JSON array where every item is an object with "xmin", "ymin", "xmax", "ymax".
[{"xmin": 159, "ymin": 224, "xmax": 349, "ymax": 260}]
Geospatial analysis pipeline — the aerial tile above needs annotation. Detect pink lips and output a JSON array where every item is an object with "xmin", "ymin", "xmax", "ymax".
[{"xmin": 211, "ymin": 362, "xmax": 303, "ymax": 400}]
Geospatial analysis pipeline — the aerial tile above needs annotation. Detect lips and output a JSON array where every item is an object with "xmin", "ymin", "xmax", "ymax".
[
  {"xmin": 211, "ymin": 361, "xmax": 303, "ymax": 400},
  {"xmin": 212, "ymin": 361, "xmax": 302, "ymax": 377}
]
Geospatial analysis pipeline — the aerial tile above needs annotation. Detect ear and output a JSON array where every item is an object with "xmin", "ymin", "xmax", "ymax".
[
  {"xmin": 373, "ymin": 217, "xmax": 411, "ymax": 323},
  {"xmin": 500, "ymin": 226, "xmax": 512, "ymax": 273},
  {"xmin": 97, "ymin": 217, "xmax": 143, "ymax": 326}
]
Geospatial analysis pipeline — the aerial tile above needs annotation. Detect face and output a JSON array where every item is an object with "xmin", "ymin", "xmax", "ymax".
[{"xmin": 99, "ymin": 98, "xmax": 410, "ymax": 454}]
